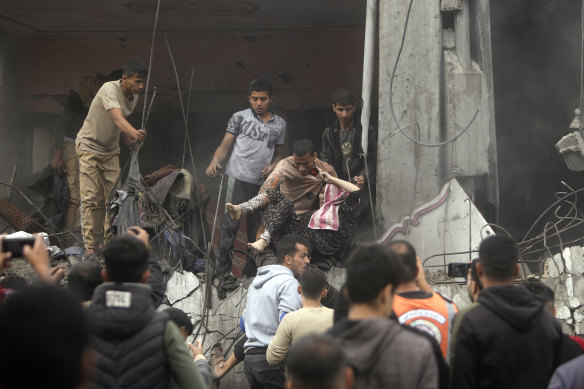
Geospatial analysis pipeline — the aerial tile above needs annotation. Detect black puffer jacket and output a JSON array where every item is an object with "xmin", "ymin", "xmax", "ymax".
[
  {"xmin": 88, "ymin": 283, "xmax": 170, "ymax": 389},
  {"xmin": 449, "ymin": 284, "xmax": 563, "ymax": 389}
]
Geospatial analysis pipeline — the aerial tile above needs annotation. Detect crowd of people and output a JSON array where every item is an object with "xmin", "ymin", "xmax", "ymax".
[
  {"xmin": 1, "ymin": 229, "xmax": 583, "ymax": 389},
  {"xmin": 1, "ymin": 59, "xmax": 583, "ymax": 389}
]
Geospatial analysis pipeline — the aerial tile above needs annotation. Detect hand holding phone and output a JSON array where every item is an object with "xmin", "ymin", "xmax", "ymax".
[
  {"xmin": 448, "ymin": 262, "xmax": 471, "ymax": 278},
  {"xmin": 1, "ymin": 238, "xmax": 35, "ymax": 258}
]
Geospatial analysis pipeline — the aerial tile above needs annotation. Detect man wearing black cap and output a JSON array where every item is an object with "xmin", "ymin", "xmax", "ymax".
[{"xmin": 449, "ymin": 235, "xmax": 563, "ymax": 389}]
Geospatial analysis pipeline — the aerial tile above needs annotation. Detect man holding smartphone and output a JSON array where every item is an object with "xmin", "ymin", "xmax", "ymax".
[{"xmin": 389, "ymin": 240, "xmax": 458, "ymax": 361}]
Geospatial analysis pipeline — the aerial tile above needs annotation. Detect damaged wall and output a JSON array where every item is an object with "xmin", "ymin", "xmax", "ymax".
[
  {"xmin": 377, "ymin": 0, "xmax": 498, "ymax": 238},
  {"xmin": 159, "ymin": 267, "xmax": 345, "ymax": 388}
]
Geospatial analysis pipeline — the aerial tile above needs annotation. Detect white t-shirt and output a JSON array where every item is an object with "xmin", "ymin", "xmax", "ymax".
[{"xmin": 76, "ymin": 80, "xmax": 138, "ymax": 155}]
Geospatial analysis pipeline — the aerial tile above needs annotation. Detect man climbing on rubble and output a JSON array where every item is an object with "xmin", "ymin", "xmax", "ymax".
[
  {"xmin": 320, "ymin": 89, "xmax": 377, "ymax": 226},
  {"xmin": 52, "ymin": 68, "xmax": 123, "ymax": 247},
  {"xmin": 206, "ymin": 78, "xmax": 286, "ymax": 292},
  {"xmin": 75, "ymin": 60, "xmax": 147, "ymax": 255},
  {"xmin": 257, "ymin": 138, "xmax": 337, "ymax": 266},
  {"xmin": 240, "ymin": 233, "xmax": 310, "ymax": 388}
]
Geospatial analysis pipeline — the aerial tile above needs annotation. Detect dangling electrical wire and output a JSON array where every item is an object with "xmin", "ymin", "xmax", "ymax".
[
  {"xmin": 140, "ymin": 0, "xmax": 162, "ymax": 131},
  {"xmin": 164, "ymin": 40, "xmax": 208, "ymax": 248},
  {"xmin": 388, "ymin": 0, "xmax": 479, "ymax": 147}
]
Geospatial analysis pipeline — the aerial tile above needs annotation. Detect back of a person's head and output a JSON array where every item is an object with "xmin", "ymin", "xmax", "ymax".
[
  {"xmin": 524, "ymin": 280, "xmax": 555, "ymax": 314},
  {"xmin": 106, "ymin": 68, "xmax": 124, "ymax": 81},
  {"xmin": 300, "ymin": 268, "xmax": 328, "ymax": 300},
  {"xmin": 164, "ymin": 307, "xmax": 194, "ymax": 335},
  {"xmin": 386, "ymin": 240, "xmax": 417, "ymax": 282},
  {"xmin": 478, "ymin": 235, "xmax": 519, "ymax": 282},
  {"xmin": 286, "ymin": 334, "xmax": 348, "ymax": 389},
  {"xmin": 0, "ymin": 285, "xmax": 89, "ymax": 389},
  {"xmin": 345, "ymin": 244, "xmax": 406, "ymax": 304},
  {"xmin": 277, "ymin": 234, "xmax": 309, "ymax": 264},
  {"xmin": 332, "ymin": 89, "xmax": 355, "ymax": 106},
  {"xmin": 67, "ymin": 260, "xmax": 103, "ymax": 302},
  {"xmin": 248, "ymin": 78, "xmax": 273, "ymax": 96},
  {"xmin": 103, "ymin": 236, "xmax": 149, "ymax": 283},
  {"xmin": 292, "ymin": 138, "xmax": 315, "ymax": 157},
  {"xmin": 123, "ymin": 59, "xmax": 147, "ymax": 78},
  {"xmin": 0, "ymin": 275, "xmax": 28, "ymax": 291}
]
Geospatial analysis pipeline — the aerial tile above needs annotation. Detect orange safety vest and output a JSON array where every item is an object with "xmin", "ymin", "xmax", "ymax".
[{"xmin": 393, "ymin": 292, "xmax": 458, "ymax": 360}]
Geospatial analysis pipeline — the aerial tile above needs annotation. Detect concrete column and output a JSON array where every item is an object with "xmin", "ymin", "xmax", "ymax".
[
  {"xmin": 377, "ymin": 0, "xmax": 442, "ymax": 228},
  {"xmin": 454, "ymin": 0, "xmax": 471, "ymax": 69}
]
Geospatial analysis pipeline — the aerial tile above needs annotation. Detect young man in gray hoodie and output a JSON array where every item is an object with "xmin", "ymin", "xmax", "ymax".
[
  {"xmin": 241, "ymin": 233, "xmax": 311, "ymax": 389},
  {"xmin": 328, "ymin": 244, "xmax": 439, "ymax": 389}
]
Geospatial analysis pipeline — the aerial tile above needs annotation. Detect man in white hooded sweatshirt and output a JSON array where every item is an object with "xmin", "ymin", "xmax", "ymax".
[{"xmin": 241, "ymin": 233, "xmax": 310, "ymax": 389}]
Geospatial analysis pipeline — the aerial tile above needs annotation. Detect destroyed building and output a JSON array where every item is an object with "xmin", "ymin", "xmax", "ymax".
[{"xmin": 1, "ymin": 0, "xmax": 584, "ymax": 387}]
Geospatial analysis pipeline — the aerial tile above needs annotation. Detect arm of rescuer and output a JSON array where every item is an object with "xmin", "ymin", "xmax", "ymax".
[
  {"xmin": 164, "ymin": 321, "xmax": 209, "ymax": 389},
  {"xmin": 206, "ymin": 132, "xmax": 237, "ymax": 177},
  {"xmin": 266, "ymin": 313, "xmax": 294, "ymax": 365},
  {"xmin": 416, "ymin": 256, "xmax": 434, "ymax": 294},
  {"xmin": 126, "ymin": 226, "xmax": 164, "ymax": 308},
  {"xmin": 262, "ymin": 145, "xmax": 285, "ymax": 179},
  {"xmin": 189, "ymin": 341, "xmax": 211, "ymax": 387},
  {"xmin": 108, "ymin": 108, "xmax": 146, "ymax": 149},
  {"xmin": 259, "ymin": 158, "xmax": 286, "ymax": 195}
]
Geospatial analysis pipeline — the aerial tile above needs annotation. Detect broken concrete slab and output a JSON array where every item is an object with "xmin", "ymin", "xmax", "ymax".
[
  {"xmin": 166, "ymin": 271, "xmax": 200, "ymax": 304},
  {"xmin": 378, "ymin": 178, "xmax": 494, "ymax": 269},
  {"xmin": 556, "ymin": 131, "xmax": 584, "ymax": 172}
]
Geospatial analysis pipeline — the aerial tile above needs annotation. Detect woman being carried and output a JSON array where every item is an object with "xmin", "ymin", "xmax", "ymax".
[{"xmin": 226, "ymin": 172, "xmax": 360, "ymax": 259}]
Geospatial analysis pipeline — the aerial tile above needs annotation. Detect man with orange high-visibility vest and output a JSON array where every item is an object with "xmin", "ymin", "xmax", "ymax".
[{"xmin": 388, "ymin": 240, "xmax": 458, "ymax": 361}]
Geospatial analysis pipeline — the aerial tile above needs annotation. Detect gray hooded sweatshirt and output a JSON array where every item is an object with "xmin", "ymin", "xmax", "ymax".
[
  {"xmin": 329, "ymin": 317, "xmax": 439, "ymax": 389},
  {"xmin": 242, "ymin": 264, "xmax": 302, "ymax": 350}
]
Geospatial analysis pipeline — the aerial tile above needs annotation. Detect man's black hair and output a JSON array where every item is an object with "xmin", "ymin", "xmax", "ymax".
[
  {"xmin": 469, "ymin": 258, "xmax": 483, "ymax": 291},
  {"xmin": 0, "ymin": 285, "xmax": 88, "ymax": 389},
  {"xmin": 292, "ymin": 138, "xmax": 315, "ymax": 157},
  {"xmin": 524, "ymin": 280, "xmax": 556, "ymax": 315},
  {"xmin": 103, "ymin": 236, "xmax": 149, "ymax": 283},
  {"xmin": 478, "ymin": 235, "xmax": 519, "ymax": 281},
  {"xmin": 387, "ymin": 240, "xmax": 417, "ymax": 282},
  {"xmin": 345, "ymin": 244, "xmax": 407, "ymax": 304},
  {"xmin": 123, "ymin": 60, "xmax": 148, "ymax": 78},
  {"xmin": 286, "ymin": 334, "xmax": 346, "ymax": 389},
  {"xmin": 524, "ymin": 280, "xmax": 554, "ymax": 302},
  {"xmin": 164, "ymin": 307, "xmax": 194, "ymax": 335},
  {"xmin": 0, "ymin": 275, "xmax": 27, "ymax": 291},
  {"xmin": 299, "ymin": 268, "xmax": 328, "ymax": 300},
  {"xmin": 276, "ymin": 233, "xmax": 310, "ymax": 265},
  {"xmin": 332, "ymin": 89, "xmax": 356, "ymax": 106},
  {"xmin": 67, "ymin": 260, "xmax": 103, "ymax": 302},
  {"xmin": 248, "ymin": 78, "xmax": 273, "ymax": 96},
  {"xmin": 106, "ymin": 68, "xmax": 124, "ymax": 81}
]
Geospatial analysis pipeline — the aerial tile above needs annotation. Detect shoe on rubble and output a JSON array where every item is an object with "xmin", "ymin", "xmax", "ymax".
[{"xmin": 217, "ymin": 274, "xmax": 239, "ymax": 291}]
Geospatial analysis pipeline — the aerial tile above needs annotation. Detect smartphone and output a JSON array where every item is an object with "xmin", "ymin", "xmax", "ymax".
[
  {"xmin": 448, "ymin": 262, "xmax": 470, "ymax": 278},
  {"xmin": 1, "ymin": 238, "xmax": 35, "ymax": 258},
  {"xmin": 142, "ymin": 226, "xmax": 155, "ymax": 240}
]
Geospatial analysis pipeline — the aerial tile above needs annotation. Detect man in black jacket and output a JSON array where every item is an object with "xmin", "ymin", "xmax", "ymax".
[
  {"xmin": 449, "ymin": 235, "xmax": 563, "ymax": 389},
  {"xmin": 87, "ymin": 231, "xmax": 207, "ymax": 389},
  {"xmin": 320, "ymin": 89, "xmax": 377, "ymax": 226}
]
